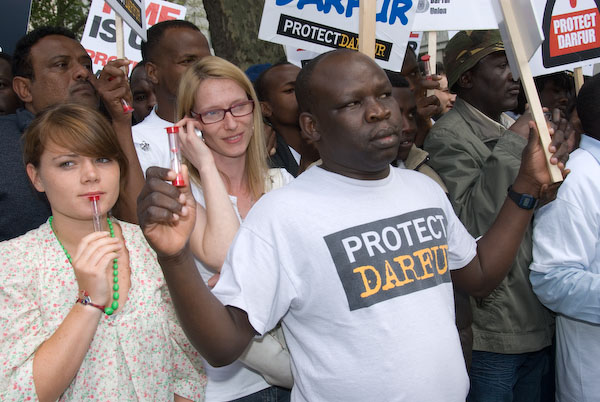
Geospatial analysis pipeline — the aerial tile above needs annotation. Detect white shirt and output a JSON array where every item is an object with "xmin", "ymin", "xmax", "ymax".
[
  {"xmin": 214, "ymin": 166, "xmax": 477, "ymax": 401},
  {"xmin": 132, "ymin": 107, "xmax": 172, "ymax": 176},
  {"xmin": 190, "ymin": 168, "xmax": 294, "ymax": 401},
  {"xmin": 530, "ymin": 135, "xmax": 600, "ymax": 402}
]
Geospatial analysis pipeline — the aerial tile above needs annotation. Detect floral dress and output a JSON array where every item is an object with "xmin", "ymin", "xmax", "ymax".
[{"xmin": 0, "ymin": 220, "xmax": 207, "ymax": 401}]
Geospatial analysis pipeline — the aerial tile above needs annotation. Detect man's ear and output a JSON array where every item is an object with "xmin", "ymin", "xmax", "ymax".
[
  {"xmin": 145, "ymin": 62, "xmax": 159, "ymax": 85},
  {"xmin": 457, "ymin": 70, "xmax": 473, "ymax": 90},
  {"xmin": 299, "ymin": 112, "xmax": 320, "ymax": 144},
  {"xmin": 260, "ymin": 101, "xmax": 272, "ymax": 119},
  {"xmin": 12, "ymin": 76, "xmax": 33, "ymax": 104},
  {"xmin": 26, "ymin": 163, "xmax": 44, "ymax": 193}
]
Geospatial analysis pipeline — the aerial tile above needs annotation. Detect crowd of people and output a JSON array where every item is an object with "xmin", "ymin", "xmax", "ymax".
[{"xmin": 0, "ymin": 19, "xmax": 597, "ymax": 402}]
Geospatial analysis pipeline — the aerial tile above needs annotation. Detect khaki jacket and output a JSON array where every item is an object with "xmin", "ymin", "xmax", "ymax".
[
  {"xmin": 424, "ymin": 98, "xmax": 554, "ymax": 354},
  {"xmin": 404, "ymin": 144, "xmax": 448, "ymax": 193}
]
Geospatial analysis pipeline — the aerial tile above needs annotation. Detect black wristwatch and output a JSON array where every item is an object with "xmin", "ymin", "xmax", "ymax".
[{"xmin": 507, "ymin": 185, "xmax": 538, "ymax": 210}]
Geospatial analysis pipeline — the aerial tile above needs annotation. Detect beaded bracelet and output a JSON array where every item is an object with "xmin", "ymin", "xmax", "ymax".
[{"xmin": 76, "ymin": 290, "xmax": 105, "ymax": 312}]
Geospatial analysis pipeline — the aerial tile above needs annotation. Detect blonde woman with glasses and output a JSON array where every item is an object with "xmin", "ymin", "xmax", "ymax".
[{"xmin": 169, "ymin": 56, "xmax": 293, "ymax": 402}]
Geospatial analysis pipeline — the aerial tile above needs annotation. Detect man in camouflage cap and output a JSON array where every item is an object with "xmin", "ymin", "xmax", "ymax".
[
  {"xmin": 444, "ymin": 30, "xmax": 505, "ymax": 94},
  {"xmin": 423, "ymin": 30, "xmax": 554, "ymax": 401}
]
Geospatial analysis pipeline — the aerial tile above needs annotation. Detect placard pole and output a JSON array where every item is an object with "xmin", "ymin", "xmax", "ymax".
[
  {"xmin": 359, "ymin": 0, "xmax": 376, "ymax": 59},
  {"xmin": 499, "ymin": 0, "xmax": 563, "ymax": 183},
  {"xmin": 428, "ymin": 31, "xmax": 437, "ymax": 74},
  {"xmin": 115, "ymin": 14, "xmax": 125, "ymax": 59},
  {"xmin": 574, "ymin": 66, "xmax": 584, "ymax": 95}
]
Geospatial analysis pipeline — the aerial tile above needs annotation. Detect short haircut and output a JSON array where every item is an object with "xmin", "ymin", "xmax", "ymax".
[
  {"xmin": 576, "ymin": 74, "xmax": 600, "ymax": 140},
  {"xmin": 0, "ymin": 52, "xmax": 11, "ymax": 65},
  {"xmin": 534, "ymin": 72, "xmax": 572, "ymax": 93},
  {"xmin": 384, "ymin": 69, "xmax": 410, "ymax": 88},
  {"xmin": 295, "ymin": 50, "xmax": 341, "ymax": 114},
  {"xmin": 141, "ymin": 20, "xmax": 200, "ymax": 63},
  {"xmin": 254, "ymin": 61, "xmax": 293, "ymax": 101},
  {"xmin": 13, "ymin": 26, "xmax": 76, "ymax": 79},
  {"xmin": 23, "ymin": 103, "xmax": 128, "ymax": 189},
  {"xmin": 130, "ymin": 60, "xmax": 147, "ymax": 79}
]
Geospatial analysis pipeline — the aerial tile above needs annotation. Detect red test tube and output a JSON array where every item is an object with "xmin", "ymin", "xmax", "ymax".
[
  {"xmin": 89, "ymin": 195, "xmax": 102, "ymax": 232},
  {"xmin": 421, "ymin": 54, "xmax": 432, "ymax": 80},
  {"xmin": 166, "ymin": 126, "xmax": 185, "ymax": 187},
  {"xmin": 420, "ymin": 54, "xmax": 436, "ymax": 97},
  {"xmin": 121, "ymin": 98, "xmax": 134, "ymax": 114},
  {"xmin": 107, "ymin": 76, "xmax": 134, "ymax": 114}
]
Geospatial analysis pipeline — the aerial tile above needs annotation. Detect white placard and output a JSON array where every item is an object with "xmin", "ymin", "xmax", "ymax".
[
  {"xmin": 285, "ymin": 46, "xmax": 319, "ymax": 67},
  {"xmin": 412, "ymin": 0, "xmax": 498, "ymax": 31},
  {"xmin": 285, "ymin": 31, "xmax": 422, "ymax": 68},
  {"xmin": 528, "ymin": 0, "xmax": 600, "ymax": 76},
  {"xmin": 258, "ymin": 0, "xmax": 417, "ymax": 71},
  {"xmin": 81, "ymin": 0, "xmax": 186, "ymax": 73},
  {"xmin": 492, "ymin": 0, "xmax": 543, "ymax": 80},
  {"xmin": 408, "ymin": 31, "xmax": 423, "ymax": 54}
]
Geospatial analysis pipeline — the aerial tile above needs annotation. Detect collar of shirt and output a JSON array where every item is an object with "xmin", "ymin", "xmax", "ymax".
[
  {"xmin": 460, "ymin": 97, "xmax": 515, "ymax": 130},
  {"xmin": 579, "ymin": 134, "xmax": 600, "ymax": 165},
  {"xmin": 453, "ymin": 98, "xmax": 515, "ymax": 145}
]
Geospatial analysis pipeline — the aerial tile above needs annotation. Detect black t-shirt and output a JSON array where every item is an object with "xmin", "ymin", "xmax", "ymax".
[{"xmin": 268, "ymin": 133, "xmax": 299, "ymax": 177}]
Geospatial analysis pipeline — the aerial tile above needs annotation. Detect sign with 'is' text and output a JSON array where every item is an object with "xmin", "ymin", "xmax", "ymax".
[
  {"xmin": 81, "ymin": 0, "xmax": 187, "ymax": 73},
  {"xmin": 259, "ymin": 0, "xmax": 417, "ymax": 71}
]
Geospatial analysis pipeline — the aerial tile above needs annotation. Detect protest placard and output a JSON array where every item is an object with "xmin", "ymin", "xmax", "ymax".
[
  {"xmin": 285, "ymin": 30, "xmax": 422, "ymax": 68},
  {"xmin": 105, "ymin": 0, "xmax": 147, "ymax": 41},
  {"xmin": 259, "ymin": 0, "xmax": 417, "ymax": 71},
  {"xmin": 81, "ymin": 0, "xmax": 186, "ymax": 72},
  {"xmin": 412, "ymin": 0, "xmax": 498, "ymax": 31},
  {"xmin": 494, "ymin": 0, "xmax": 563, "ymax": 183},
  {"xmin": 529, "ymin": 0, "xmax": 600, "ymax": 76},
  {"xmin": 412, "ymin": 0, "xmax": 599, "ymax": 78}
]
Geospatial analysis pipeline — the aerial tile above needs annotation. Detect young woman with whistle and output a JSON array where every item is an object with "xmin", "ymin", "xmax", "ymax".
[{"xmin": 0, "ymin": 103, "xmax": 206, "ymax": 401}]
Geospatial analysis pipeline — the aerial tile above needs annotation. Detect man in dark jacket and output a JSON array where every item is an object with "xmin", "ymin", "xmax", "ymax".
[{"xmin": 424, "ymin": 30, "xmax": 557, "ymax": 402}]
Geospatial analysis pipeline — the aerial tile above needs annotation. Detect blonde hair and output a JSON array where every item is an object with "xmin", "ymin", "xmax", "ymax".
[{"xmin": 176, "ymin": 56, "xmax": 268, "ymax": 200}]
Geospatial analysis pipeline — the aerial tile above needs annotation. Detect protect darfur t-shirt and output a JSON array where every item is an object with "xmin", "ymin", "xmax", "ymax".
[
  {"xmin": 326, "ymin": 207, "xmax": 451, "ymax": 311},
  {"xmin": 213, "ymin": 166, "xmax": 476, "ymax": 401}
]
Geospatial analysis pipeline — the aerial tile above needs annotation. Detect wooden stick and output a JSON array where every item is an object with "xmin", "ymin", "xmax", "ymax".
[
  {"xmin": 498, "ymin": 0, "xmax": 563, "ymax": 183},
  {"xmin": 359, "ymin": 0, "xmax": 376, "ymax": 59},
  {"xmin": 115, "ymin": 14, "xmax": 125, "ymax": 59},
  {"xmin": 427, "ymin": 31, "xmax": 437, "ymax": 96},
  {"xmin": 428, "ymin": 31, "xmax": 437, "ymax": 74},
  {"xmin": 574, "ymin": 67, "xmax": 584, "ymax": 95},
  {"xmin": 113, "ymin": 13, "xmax": 133, "ymax": 113}
]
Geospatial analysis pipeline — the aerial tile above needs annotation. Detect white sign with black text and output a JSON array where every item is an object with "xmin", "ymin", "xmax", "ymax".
[
  {"xmin": 81, "ymin": 0, "xmax": 186, "ymax": 73},
  {"xmin": 259, "ymin": 0, "xmax": 417, "ymax": 71}
]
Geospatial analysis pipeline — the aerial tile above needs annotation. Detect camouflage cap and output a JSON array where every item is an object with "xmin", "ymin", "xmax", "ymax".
[{"xmin": 444, "ymin": 30, "xmax": 504, "ymax": 92}]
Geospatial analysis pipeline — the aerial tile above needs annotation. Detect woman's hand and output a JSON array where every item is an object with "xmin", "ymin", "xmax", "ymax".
[
  {"xmin": 71, "ymin": 232, "xmax": 122, "ymax": 306},
  {"xmin": 175, "ymin": 116, "xmax": 216, "ymax": 171},
  {"xmin": 137, "ymin": 165, "xmax": 197, "ymax": 258}
]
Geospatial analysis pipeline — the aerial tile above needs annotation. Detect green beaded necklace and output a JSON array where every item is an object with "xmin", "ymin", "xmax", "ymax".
[{"xmin": 49, "ymin": 216, "xmax": 120, "ymax": 315}]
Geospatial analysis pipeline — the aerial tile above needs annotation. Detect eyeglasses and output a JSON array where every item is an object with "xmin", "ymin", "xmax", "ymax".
[{"xmin": 190, "ymin": 100, "xmax": 255, "ymax": 124}]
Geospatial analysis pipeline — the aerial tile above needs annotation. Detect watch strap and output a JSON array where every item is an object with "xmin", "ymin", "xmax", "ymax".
[{"xmin": 507, "ymin": 185, "xmax": 538, "ymax": 210}]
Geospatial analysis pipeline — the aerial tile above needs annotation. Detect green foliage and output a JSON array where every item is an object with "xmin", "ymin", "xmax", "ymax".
[{"xmin": 29, "ymin": 0, "xmax": 90, "ymax": 39}]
